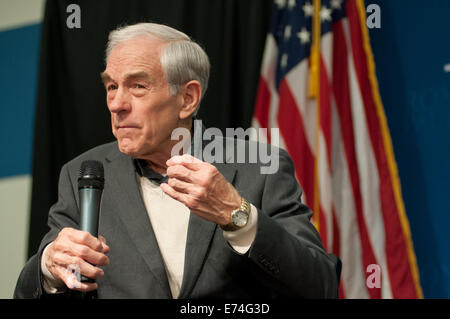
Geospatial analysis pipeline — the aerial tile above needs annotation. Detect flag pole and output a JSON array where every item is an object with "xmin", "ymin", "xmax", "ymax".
[
  {"xmin": 309, "ymin": 0, "xmax": 322, "ymax": 232},
  {"xmin": 355, "ymin": 0, "xmax": 423, "ymax": 298}
]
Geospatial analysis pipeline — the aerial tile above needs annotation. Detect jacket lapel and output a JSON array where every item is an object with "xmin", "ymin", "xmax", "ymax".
[
  {"xmin": 105, "ymin": 147, "xmax": 172, "ymax": 298},
  {"xmin": 178, "ymin": 161, "xmax": 237, "ymax": 298}
]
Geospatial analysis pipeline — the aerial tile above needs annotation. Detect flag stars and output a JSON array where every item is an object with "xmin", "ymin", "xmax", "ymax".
[
  {"xmin": 287, "ymin": 0, "xmax": 297, "ymax": 10},
  {"xmin": 284, "ymin": 24, "xmax": 292, "ymax": 40},
  {"xmin": 331, "ymin": 0, "xmax": 343, "ymax": 10},
  {"xmin": 297, "ymin": 27, "xmax": 311, "ymax": 44},
  {"xmin": 280, "ymin": 53, "xmax": 288, "ymax": 69},
  {"xmin": 320, "ymin": 6, "xmax": 332, "ymax": 22},
  {"xmin": 275, "ymin": 0, "xmax": 286, "ymax": 9},
  {"xmin": 302, "ymin": 2, "xmax": 314, "ymax": 17}
]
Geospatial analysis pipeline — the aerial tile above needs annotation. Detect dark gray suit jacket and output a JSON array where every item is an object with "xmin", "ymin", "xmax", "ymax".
[{"xmin": 14, "ymin": 138, "xmax": 341, "ymax": 299}]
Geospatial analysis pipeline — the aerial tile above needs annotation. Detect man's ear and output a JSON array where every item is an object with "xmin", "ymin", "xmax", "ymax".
[{"xmin": 179, "ymin": 80, "xmax": 202, "ymax": 120}]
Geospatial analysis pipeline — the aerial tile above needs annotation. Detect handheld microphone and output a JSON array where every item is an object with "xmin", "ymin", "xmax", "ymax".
[{"xmin": 78, "ymin": 160, "xmax": 104, "ymax": 283}]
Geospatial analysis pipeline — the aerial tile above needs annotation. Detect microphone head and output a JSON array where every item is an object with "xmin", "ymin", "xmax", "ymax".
[{"xmin": 78, "ymin": 160, "xmax": 105, "ymax": 189}]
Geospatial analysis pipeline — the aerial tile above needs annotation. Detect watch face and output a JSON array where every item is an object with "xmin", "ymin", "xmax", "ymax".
[{"xmin": 233, "ymin": 210, "xmax": 248, "ymax": 227}]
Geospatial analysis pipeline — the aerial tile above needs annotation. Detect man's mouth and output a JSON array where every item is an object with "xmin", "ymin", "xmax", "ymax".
[{"xmin": 116, "ymin": 125, "xmax": 139, "ymax": 129}]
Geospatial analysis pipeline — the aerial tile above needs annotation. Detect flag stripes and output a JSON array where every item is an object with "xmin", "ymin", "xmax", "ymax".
[{"xmin": 252, "ymin": 0, "xmax": 422, "ymax": 298}]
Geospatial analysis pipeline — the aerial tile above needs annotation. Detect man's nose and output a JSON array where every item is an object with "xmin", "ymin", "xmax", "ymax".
[{"xmin": 108, "ymin": 87, "xmax": 131, "ymax": 113}]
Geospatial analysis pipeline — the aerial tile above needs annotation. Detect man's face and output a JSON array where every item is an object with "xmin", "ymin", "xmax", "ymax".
[{"xmin": 101, "ymin": 37, "xmax": 182, "ymax": 158}]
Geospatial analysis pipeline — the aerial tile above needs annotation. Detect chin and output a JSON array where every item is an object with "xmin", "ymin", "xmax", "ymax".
[{"xmin": 117, "ymin": 139, "xmax": 142, "ymax": 157}]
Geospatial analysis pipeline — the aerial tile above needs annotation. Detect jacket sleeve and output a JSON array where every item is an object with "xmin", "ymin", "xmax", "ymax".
[
  {"xmin": 14, "ymin": 163, "xmax": 81, "ymax": 299},
  {"xmin": 247, "ymin": 148, "xmax": 342, "ymax": 298}
]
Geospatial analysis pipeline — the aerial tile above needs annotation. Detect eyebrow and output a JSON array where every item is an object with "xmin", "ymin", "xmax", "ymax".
[
  {"xmin": 100, "ymin": 71, "xmax": 111, "ymax": 85},
  {"xmin": 100, "ymin": 71, "xmax": 152, "ymax": 85}
]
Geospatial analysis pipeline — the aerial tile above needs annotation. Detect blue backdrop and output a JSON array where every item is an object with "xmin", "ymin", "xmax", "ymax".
[
  {"xmin": 0, "ymin": 24, "xmax": 40, "ymax": 178},
  {"xmin": 369, "ymin": 0, "xmax": 450, "ymax": 298}
]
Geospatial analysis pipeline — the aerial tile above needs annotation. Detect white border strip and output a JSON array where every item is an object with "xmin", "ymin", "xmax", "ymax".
[{"xmin": 0, "ymin": 0, "xmax": 45, "ymax": 32}]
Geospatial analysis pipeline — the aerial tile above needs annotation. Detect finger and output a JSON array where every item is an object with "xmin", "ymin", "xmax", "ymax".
[
  {"xmin": 168, "ymin": 178, "xmax": 207, "ymax": 201},
  {"xmin": 181, "ymin": 153, "xmax": 203, "ymax": 163},
  {"xmin": 167, "ymin": 154, "xmax": 203, "ymax": 169},
  {"xmin": 166, "ymin": 164, "xmax": 194, "ymax": 182},
  {"xmin": 69, "ymin": 280, "xmax": 98, "ymax": 292},
  {"xmin": 54, "ymin": 254, "xmax": 105, "ymax": 280},
  {"xmin": 169, "ymin": 158, "xmax": 218, "ymax": 185},
  {"xmin": 161, "ymin": 183, "xmax": 191, "ymax": 203},
  {"xmin": 56, "ymin": 265, "xmax": 98, "ymax": 292},
  {"xmin": 98, "ymin": 235, "xmax": 110, "ymax": 253},
  {"xmin": 68, "ymin": 229, "xmax": 105, "ymax": 253},
  {"xmin": 167, "ymin": 177, "xmax": 193, "ymax": 194},
  {"xmin": 179, "ymin": 154, "xmax": 206, "ymax": 171},
  {"xmin": 70, "ymin": 242, "xmax": 109, "ymax": 266},
  {"xmin": 160, "ymin": 182, "xmax": 180, "ymax": 200},
  {"xmin": 98, "ymin": 235, "xmax": 106, "ymax": 244},
  {"xmin": 78, "ymin": 262, "xmax": 105, "ymax": 280},
  {"xmin": 162, "ymin": 183, "xmax": 202, "ymax": 214}
]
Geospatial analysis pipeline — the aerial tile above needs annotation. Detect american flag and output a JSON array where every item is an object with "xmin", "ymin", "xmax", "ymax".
[{"xmin": 252, "ymin": 0, "xmax": 423, "ymax": 298}]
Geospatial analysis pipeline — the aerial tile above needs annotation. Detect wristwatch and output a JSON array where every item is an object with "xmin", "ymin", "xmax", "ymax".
[{"xmin": 220, "ymin": 197, "xmax": 251, "ymax": 231}]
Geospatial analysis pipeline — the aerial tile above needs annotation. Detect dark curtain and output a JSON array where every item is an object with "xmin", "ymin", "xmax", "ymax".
[{"xmin": 28, "ymin": 0, "xmax": 273, "ymax": 257}]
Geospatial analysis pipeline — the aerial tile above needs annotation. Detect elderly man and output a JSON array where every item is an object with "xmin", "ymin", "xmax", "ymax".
[{"xmin": 14, "ymin": 23, "xmax": 340, "ymax": 299}]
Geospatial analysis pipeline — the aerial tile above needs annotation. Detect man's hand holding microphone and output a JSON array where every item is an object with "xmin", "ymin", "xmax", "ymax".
[
  {"xmin": 42, "ymin": 228, "xmax": 109, "ymax": 292},
  {"xmin": 41, "ymin": 160, "xmax": 109, "ymax": 293}
]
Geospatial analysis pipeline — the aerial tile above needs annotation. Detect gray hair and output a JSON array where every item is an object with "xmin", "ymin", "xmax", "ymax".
[{"xmin": 105, "ymin": 23, "xmax": 210, "ymax": 114}]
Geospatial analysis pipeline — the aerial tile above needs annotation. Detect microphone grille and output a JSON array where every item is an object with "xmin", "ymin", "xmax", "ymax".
[
  {"xmin": 79, "ymin": 160, "xmax": 104, "ymax": 179},
  {"xmin": 78, "ymin": 160, "xmax": 104, "ymax": 189}
]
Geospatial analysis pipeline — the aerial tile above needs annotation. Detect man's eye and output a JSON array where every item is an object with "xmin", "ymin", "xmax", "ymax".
[
  {"xmin": 134, "ymin": 83, "xmax": 146, "ymax": 89},
  {"xmin": 107, "ymin": 84, "xmax": 117, "ymax": 91}
]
